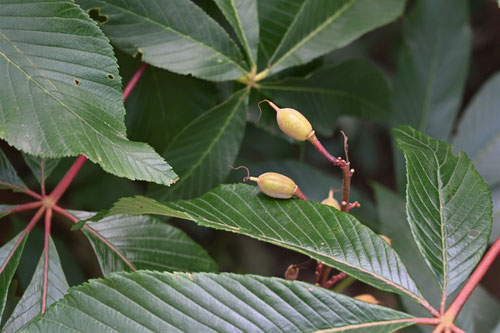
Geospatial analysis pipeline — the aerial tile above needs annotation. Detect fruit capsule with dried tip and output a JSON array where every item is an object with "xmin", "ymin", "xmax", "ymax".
[
  {"xmin": 354, "ymin": 294, "xmax": 380, "ymax": 304},
  {"xmin": 321, "ymin": 188, "xmax": 340, "ymax": 210},
  {"xmin": 248, "ymin": 172, "xmax": 297, "ymax": 199},
  {"xmin": 261, "ymin": 100, "xmax": 314, "ymax": 141}
]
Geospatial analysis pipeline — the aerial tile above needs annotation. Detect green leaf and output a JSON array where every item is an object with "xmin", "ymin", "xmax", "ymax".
[
  {"xmin": 391, "ymin": 0, "xmax": 471, "ymax": 140},
  {"xmin": 71, "ymin": 211, "xmax": 217, "ymax": 274},
  {"xmin": 124, "ymin": 62, "xmax": 217, "ymax": 153},
  {"xmin": 374, "ymin": 184, "xmax": 481, "ymax": 332},
  {"xmin": 260, "ymin": 59, "xmax": 390, "ymax": 136},
  {"xmin": 21, "ymin": 154, "xmax": 60, "ymax": 185},
  {"xmin": 267, "ymin": 0, "xmax": 405, "ymax": 75},
  {"xmin": 0, "ymin": 149, "xmax": 25, "ymax": 190},
  {"xmin": 3, "ymin": 238, "xmax": 68, "ymax": 332},
  {"xmin": 77, "ymin": 0, "xmax": 248, "ymax": 81},
  {"xmin": 0, "ymin": 233, "xmax": 28, "ymax": 318},
  {"xmin": 394, "ymin": 126, "xmax": 492, "ymax": 298},
  {"xmin": 151, "ymin": 89, "xmax": 249, "ymax": 201},
  {"xmin": 257, "ymin": 0, "xmax": 304, "ymax": 66},
  {"xmin": 0, "ymin": 0, "xmax": 178, "ymax": 186},
  {"xmin": 25, "ymin": 271, "xmax": 416, "ymax": 332},
  {"xmin": 453, "ymin": 72, "xmax": 500, "ymax": 188},
  {"xmin": 110, "ymin": 184, "xmax": 429, "ymax": 307},
  {"xmin": 214, "ymin": 0, "xmax": 259, "ymax": 68}
]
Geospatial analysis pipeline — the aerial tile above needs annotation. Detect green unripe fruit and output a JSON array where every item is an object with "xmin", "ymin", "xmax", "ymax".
[
  {"xmin": 249, "ymin": 172, "xmax": 297, "ymax": 199},
  {"xmin": 260, "ymin": 100, "xmax": 314, "ymax": 141},
  {"xmin": 321, "ymin": 188, "xmax": 340, "ymax": 210},
  {"xmin": 277, "ymin": 108, "xmax": 314, "ymax": 141}
]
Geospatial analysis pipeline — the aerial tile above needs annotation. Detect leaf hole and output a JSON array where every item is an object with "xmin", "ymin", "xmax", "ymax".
[
  {"xmin": 88, "ymin": 8, "xmax": 108, "ymax": 24},
  {"xmin": 73, "ymin": 79, "xmax": 80, "ymax": 86},
  {"xmin": 468, "ymin": 229, "xmax": 480, "ymax": 239},
  {"xmin": 107, "ymin": 74, "xmax": 114, "ymax": 80}
]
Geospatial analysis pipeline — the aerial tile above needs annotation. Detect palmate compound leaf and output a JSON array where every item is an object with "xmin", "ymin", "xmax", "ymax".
[
  {"xmin": 0, "ymin": 0, "xmax": 177, "ymax": 186},
  {"xmin": 24, "ymin": 271, "xmax": 417, "ymax": 333},
  {"xmin": 108, "ymin": 184, "xmax": 434, "ymax": 311},
  {"xmin": 266, "ymin": 0, "xmax": 405, "ymax": 75},
  {"xmin": 2, "ymin": 238, "xmax": 68, "ymax": 333},
  {"xmin": 394, "ymin": 126, "xmax": 492, "ymax": 299},
  {"xmin": 70, "ymin": 211, "xmax": 218, "ymax": 275},
  {"xmin": 77, "ymin": 0, "xmax": 248, "ymax": 81}
]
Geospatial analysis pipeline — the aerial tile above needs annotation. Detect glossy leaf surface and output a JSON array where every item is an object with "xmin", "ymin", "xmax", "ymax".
[
  {"xmin": 267, "ymin": 0, "xmax": 405, "ymax": 74},
  {"xmin": 78, "ymin": 0, "xmax": 248, "ymax": 81},
  {"xmin": 110, "ymin": 184, "xmax": 428, "ymax": 307},
  {"xmin": 25, "ymin": 271, "xmax": 415, "ymax": 333}
]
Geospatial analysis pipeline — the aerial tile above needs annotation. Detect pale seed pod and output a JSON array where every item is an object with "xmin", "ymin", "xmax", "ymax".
[
  {"xmin": 260, "ymin": 100, "xmax": 314, "ymax": 141},
  {"xmin": 249, "ymin": 172, "xmax": 297, "ymax": 199},
  {"xmin": 354, "ymin": 294, "xmax": 380, "ymax": 304},
  {"xmin": 321, "ymin": 188, "xmax": 340, "ymax": 210},
  {"xmin": 379, "ymin": 234, "xmax": 392, "ymax": 246},
  {"xmin": 284, "ymin": 264, "xmax": 299, "ymax": 280}
]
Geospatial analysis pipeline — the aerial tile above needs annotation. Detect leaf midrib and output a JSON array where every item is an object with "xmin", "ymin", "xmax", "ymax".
[
  {"xmin": 314, "ymin": 318, "xmax": 415, "ymax": 333},
  {"xmin": 228, "ymin": 0, "xmax": 256, "ymax": 67},
  {"xmin": 268, "ymin": 0, "xmax": 356, "ymax": 70},
  {"xmin": 163, "ymin": 200, "xmax": 426, "ymax": 306},
  {"xmin": 100, "ymin": 0, "xmax": 248, "ymax": 74}
]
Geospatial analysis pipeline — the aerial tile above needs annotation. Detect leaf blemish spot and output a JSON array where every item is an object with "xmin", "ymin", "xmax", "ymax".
[
  {"xmin": 468, "ymin": 230, "xmax": 480, "ymax": 239},
  {"xmin": 107, "ymin": 74, "xmax": 114, "ymax": 80},
  {"xmin": 73, "ymin": 79, "xmax": 80, "ymax": 86}
]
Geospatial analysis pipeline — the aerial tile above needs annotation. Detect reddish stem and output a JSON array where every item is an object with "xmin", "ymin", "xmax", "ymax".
[
  {"xmin": 308, "ymin": 134, "xmax": 356, "ymax": 212},
  {"xmin": 0, "ymin": 181, "xmax": 42, "ymax": 200},
  {"xmin": 414, "ymin": 318, "xmax": 441, "ymax": 326},
  {"xmin": 0, "ymin": 207, "xmax": 45, "ymax": 274},
  {"xmin": 322, "ymin": 272, "xmax": 347, "ymax": 288},
  {"xmin": 123, "ymin": 63, "xmax": 148, "ymax": 100},
  {"xmin": 293, "ymin": 187, "xmax": 309, "ymax": 200},
  {"xmin": 53, "ymin": 205, "xmax": 136, "ymax": 271},
  {"xmin": 1, "ymin": 201, "xmax": 42, "ymax": 215},
  {"xmin": 443, "ymin": 236, "xmax": 500, "ymax": 322},
  {"xmin": 314, "ymin": 262, "xmax": 324, "ymax": 285},
  {"xmin": 48, "ymin": 155, "xmax": 87, "ymax": 204},
  {"xmin": 41, "ymin": 208, "xmax": 52, "ymax": 314}
]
